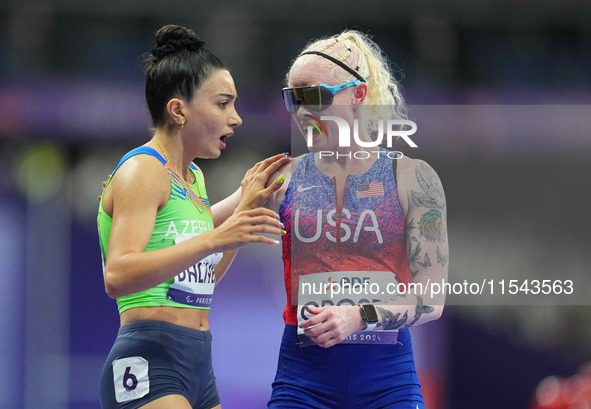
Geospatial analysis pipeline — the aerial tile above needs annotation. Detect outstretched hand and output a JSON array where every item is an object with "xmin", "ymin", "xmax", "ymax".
[
  {"xmin": 208, "ymin": 207, "xmax": 284, "ymax": 252},
  {"xmin": 300, "ymin": 306, "xmax": 366, "ymax": 348},
  {"xmin": 235, "ymin": 154, "xmax": 290, "ymax": 213}
]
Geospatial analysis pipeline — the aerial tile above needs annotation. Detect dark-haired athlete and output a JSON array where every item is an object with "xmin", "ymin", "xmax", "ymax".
[{"xmin": 98, "ymin": 25, "xmax": 289, "ymax": 409}]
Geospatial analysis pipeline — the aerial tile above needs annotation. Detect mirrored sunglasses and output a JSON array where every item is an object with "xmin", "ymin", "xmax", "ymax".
[{"xmin": 281, "ymin": 78, "xmax": 367, "ymax": 113}]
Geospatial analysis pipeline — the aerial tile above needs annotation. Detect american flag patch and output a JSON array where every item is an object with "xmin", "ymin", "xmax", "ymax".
[{"xmin": 357, "ymin": 182, "xmax": 384, "ymax": 198}]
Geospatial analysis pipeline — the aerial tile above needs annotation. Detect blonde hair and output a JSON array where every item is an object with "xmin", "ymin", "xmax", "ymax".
[{"xmin": 287, "ymin": 30, "xmax": 408, "ymax": 133}]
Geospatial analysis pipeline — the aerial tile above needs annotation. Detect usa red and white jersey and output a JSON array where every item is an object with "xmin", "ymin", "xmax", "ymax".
[{"xmin": 279, "ymin": 150, "xmax": 411, "ymax": 326}]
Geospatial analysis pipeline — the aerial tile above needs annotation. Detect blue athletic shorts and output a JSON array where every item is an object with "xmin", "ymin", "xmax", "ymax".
[
  {"xmin": 99, "ymin": 320, "xmax": 220, "ymax": 409},
  {"xmin": 268, "ymin": 325, "xmax": 425, "ymax": 409}
]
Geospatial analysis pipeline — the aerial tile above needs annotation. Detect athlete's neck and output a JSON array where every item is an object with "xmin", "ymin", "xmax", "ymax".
[{"xmin": 149, "ymin": 131, "xmax": 195, "ymax": 184}]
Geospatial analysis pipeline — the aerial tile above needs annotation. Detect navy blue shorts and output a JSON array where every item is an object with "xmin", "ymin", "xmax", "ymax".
[
  {"xmin": 99, "ymin": 320, "xmax": 220, "ymax": 409},
  {"xmin": 268, "ymin": 325, "xmax": 425, "ymax": 409}
]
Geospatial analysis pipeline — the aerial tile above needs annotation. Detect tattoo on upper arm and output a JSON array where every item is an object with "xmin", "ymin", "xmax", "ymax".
[
  {"xmin": 408, "ymin": 239, "xmax": 421, "ymax": 267},
  {"xmin": 411, "ymin": 163, "xmax": 447, "ymax": 243},
  {"xmin": 418, "ymin": 210, "xmax": 445, "ymax": 243},
  {"xmin": 406, "ymin": 163, "xmax": 448, "ymax": 275},
  {"xmin": 405, "ymin": 217, "xmax": 416, "ymax": 236},
  {"xmin": 411, "ymin": 163, "xmax": 446, "ymax": 211},
  {"xmin": 417, "ymin": 252, "xmax": 431, "ymax": 269},
  {"xmin": 407, "ymin": 222, "xmax": 424, "ymax": 278},
  {"xmin": 436, "ymin": 246, "xmax": 448, "ymax": 267}
]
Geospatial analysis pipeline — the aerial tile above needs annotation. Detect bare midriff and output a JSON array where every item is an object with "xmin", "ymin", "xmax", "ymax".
[{"xmin": 120, "ymin": 306, "xmax": 210, "ymax": 331}]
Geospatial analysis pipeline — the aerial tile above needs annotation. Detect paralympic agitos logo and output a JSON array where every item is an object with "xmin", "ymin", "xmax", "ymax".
[{"xmin": 304, "ymin": 116, "xmax": 418, "ymax": 159}]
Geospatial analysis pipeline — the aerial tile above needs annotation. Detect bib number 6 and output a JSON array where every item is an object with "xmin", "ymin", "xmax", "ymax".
[
  {"xmin": 112, "ymin": 357, "xmax": 149, "ymax": 403},
  {"xmin": 123, "ymin": 366, "xmax": 138, "ymax": 391}
]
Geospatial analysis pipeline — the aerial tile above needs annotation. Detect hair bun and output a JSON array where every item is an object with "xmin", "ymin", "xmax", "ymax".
[{"xmin": 151, "ymin": 24, "xmax": 206, "ymax": 59}]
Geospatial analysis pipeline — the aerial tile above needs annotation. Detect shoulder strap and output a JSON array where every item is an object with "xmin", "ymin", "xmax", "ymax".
[
  {"xmin": 392, "ymin": 156, "xmax": 398, "ymax": 186},
  {"xmin": 111, "ymin": 146, "xmax": 166, "ymax": 177},
  {"xmin": 188, "ymin": 162, "xmax": 203, "ymax": 186}
]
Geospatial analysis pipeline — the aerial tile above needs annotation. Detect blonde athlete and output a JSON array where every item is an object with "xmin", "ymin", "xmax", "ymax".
[{"xmin": 265, "ymin": 30, "xmax": 448, "ymax": 409}]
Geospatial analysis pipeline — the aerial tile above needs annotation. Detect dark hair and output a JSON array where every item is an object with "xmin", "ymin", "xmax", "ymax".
[{"xmin": 144, "ymin": 25, "xmax": 227, "ymax": 127}]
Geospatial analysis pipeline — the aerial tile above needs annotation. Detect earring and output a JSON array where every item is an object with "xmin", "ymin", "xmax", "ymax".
[{"xmin": 177, "ymin": 117, "xmax": 185, "ymax": 130}]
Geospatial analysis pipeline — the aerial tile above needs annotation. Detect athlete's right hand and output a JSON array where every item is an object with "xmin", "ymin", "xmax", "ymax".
[{"xmin": 208, "ymin": 207, "xmax": 284, "ymax": 252}]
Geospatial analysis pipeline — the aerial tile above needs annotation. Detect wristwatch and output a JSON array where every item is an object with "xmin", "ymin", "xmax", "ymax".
[{"xmin": 359, "ymin": 304, "xmax": 379, "ymax": 331}]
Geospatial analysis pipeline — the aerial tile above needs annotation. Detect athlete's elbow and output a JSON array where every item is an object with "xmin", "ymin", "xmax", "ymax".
[
  {"xmin": 104, "ymin": 277, "xmax": 120, "ymax": 299},
  {"xmin": 104, "ymin": 269, "xmax": 126, "ymax": 299},
  {"xmin": 430, "ymin": 304, "xmax": 444, "ymax": 322}
]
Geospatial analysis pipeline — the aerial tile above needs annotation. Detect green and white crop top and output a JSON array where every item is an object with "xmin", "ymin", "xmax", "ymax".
[{"xmin": 97, "ymin": 146, "xmax": 221, "ymax": 314}]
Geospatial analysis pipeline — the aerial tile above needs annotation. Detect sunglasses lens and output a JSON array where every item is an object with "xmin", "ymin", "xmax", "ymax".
[
  {"xmin": 302, "ymin": 87, "xmax": 321, "ymax": 111},
  {"xmin": 282, "ymin": 86, "xmax": 334, "ymax": 113},
  {"xmin": 315, "ymin": 87, "xmax": 334, "ymax": 111},
  {"xmin": 282, "ymin": 89, "xmax": 297, "ymax": 113}
]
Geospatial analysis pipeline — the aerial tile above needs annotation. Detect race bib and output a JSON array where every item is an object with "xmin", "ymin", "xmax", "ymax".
[
  {"xmin": 166, "ymin": 233, "xmax": 222, "ymax": 307},
  {"xmin": 297, "ymin": 271, "xmax": 399, "ymax": 346},
  {"xmin": 112, "ymin": 356, "xmax": 149, "ymax": 403}
]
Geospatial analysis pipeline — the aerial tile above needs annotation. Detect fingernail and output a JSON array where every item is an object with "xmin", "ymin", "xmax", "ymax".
[
  {"xmin": 280, "ymin": 222, "xmax": 285, "ymax": 229},
  {"xmin": 281, "ymin": 152, "xmax": 291, "ymax": 157},
  {"xmin": 281, "ymin": 229, "xmax": 287, "ymax": 235},
  {"xmin": 277, "ymin": 175, "xmax": 285, "ymax": 184},
  {"xmin": 275, "ymin": 212, "xmax": 281, "ymax": 221},
  {"xmin": 274, "ymin": 239, "xmax": 281, "ymax": 245}
]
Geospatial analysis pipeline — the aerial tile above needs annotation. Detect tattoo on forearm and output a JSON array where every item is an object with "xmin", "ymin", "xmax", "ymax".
[
  {"xmin": 376, "ymin": 307, "xmax": 408, "ymax": 330},
  {"xmin": 408, "ymin": 295, "xmax": 434, "ymax": 327},
  {"xmin": 375, "ymin": 296, "xmax": 435, "ymax": 330}
]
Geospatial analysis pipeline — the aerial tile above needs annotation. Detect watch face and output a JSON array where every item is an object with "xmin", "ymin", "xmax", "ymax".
[{"xmin": 362, "ymin": 304, "xmax": 379, "ymax": 323}]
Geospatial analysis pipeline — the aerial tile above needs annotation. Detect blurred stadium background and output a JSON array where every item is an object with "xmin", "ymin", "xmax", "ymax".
[{"xmin": 0, "ymin": 1, "xmax": 590, "ymax": 408}]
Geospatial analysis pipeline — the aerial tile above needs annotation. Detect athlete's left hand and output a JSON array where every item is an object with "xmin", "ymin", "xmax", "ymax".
[
  {"xmin": 235, "ymin": 153, "xmax": 290, "ymax": 213},
  {"xmin": 300, "ymin": 306, "xmax": 366, "ymax": 348}
]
